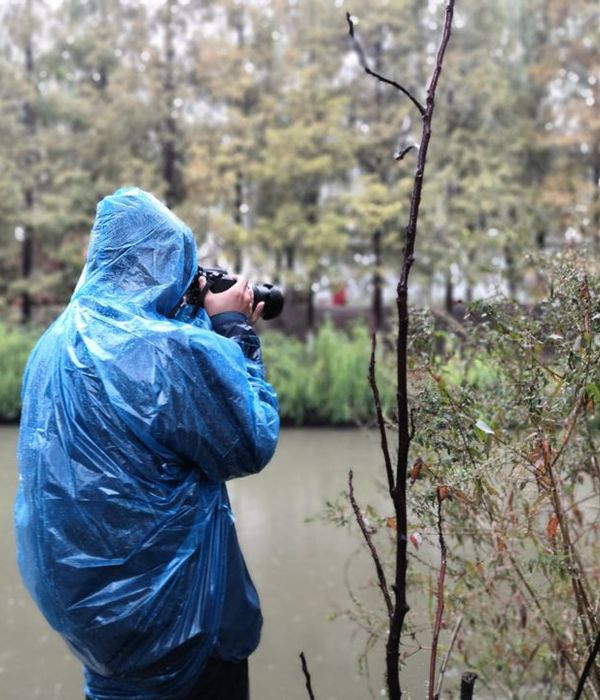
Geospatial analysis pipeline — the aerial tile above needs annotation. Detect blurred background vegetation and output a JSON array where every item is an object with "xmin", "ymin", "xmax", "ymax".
[
  {"xmin": 2, "ymin": 3, "xmax": 600, "ymax": 694},
  {"xmin": 0, "ymin": 0, "xmax": 598, "ymax": 421}
]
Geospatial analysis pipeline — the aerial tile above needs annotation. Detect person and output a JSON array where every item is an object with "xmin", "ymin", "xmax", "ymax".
[{"xmin": 14, "ymin": 187, "xmax": 280, "ymax": 699}]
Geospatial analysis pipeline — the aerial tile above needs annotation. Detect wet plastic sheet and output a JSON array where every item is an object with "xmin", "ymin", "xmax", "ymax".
[{"xmin": 15, "ymin": 188, "xmax": 279, "ymax": 699}]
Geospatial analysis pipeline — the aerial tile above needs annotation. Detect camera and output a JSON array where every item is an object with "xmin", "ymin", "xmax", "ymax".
[{"xmin": 186, "ymin": 266, "xmax": 284, "ymax": 320}]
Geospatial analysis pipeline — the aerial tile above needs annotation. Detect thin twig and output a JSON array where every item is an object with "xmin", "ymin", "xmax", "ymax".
[
  {"xmin": 574, "ymin": 630, "xmax": 600, "ymax": 700},
  {"xmin": 369, "ymin": 332, "xmax": 395, "ymax": 496},
  {"xmin": 348, "ymin": 470, "xmax": 394, "ymax": 619},
  {"xmin": 299, "ymin": 651, "xmax": 317, "ymax": 700},
  {"xmin": 551, "ymin": 393, "xmax": 585, "ymax": 469},
  {"xmin": 434, "ymin": 615, "xmax": 463, "ymax": 700},
  {"xmin": 429, "ymin": 487, "xmax": 448, "ymax": 700},
  {"xmin": 425, "ymin": 2, "xmax": 455, "ymax": 103},
  {"xmin": 409, "ymin": 406, "xmax": 416, "ymax": 442},
  {"xmin": 395, "ymin": 145, "xmax": 417, "ymax": 161},
  {"xmin": 346, "ymin": 12, "xmax": 425, "ymax": 116}
]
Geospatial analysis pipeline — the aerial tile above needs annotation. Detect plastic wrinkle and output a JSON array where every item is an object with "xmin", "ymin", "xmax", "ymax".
[{"xmin": 15, "ymin": 187, "xmax": 279, "ymax": 699}]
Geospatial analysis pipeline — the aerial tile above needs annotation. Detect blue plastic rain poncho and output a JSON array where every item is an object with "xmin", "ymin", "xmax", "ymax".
[{"xmin": 15, "ymin": 187, "xmax": 279, "ymax": 699}]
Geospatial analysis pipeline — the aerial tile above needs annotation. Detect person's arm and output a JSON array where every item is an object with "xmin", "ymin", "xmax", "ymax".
[
  {"xmin": 203, "ymin": 276, "xmax": 266, "ymax": 371},
  {"xmin": 158, "ymin": 277, "xmax": 279, "ymax": 481}
]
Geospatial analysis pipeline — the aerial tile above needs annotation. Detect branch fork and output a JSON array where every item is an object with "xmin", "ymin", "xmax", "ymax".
[{"xmin": 346, "ymin": 12, "xmax": 426, "ymax": 116}]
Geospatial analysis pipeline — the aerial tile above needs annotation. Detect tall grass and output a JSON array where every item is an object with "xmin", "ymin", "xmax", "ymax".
[
  {"xmin": 262, "ymin": 322, "xmax": 395, "ymax": 426},
  {"xmin": 0, "ymin": 324, "xmax": 40, "ymax": 421}
]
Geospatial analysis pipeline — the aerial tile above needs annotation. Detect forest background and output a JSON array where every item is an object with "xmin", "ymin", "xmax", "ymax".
[
  {"xmin": 1, "ymin": 1, "xmax": 600, "ymax": 698},
  {"xmin": 1, "ymin": 0, "xmax": 598, "ymax": 426},
  {"xmin": 1, "ymin": 0, "xmax": 597, "ymax": 331}
]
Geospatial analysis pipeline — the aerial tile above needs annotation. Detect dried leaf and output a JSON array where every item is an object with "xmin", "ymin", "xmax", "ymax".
[
  {"xmin": 547, "ymin": 515, "xmax": 559, "ymax": 540},
  {"xmin": 410, "ymin": 457, "xmax": 424, "ymax": 484},
  {"xmin": 542, "ymin": 438, "xmax": 552, "ymax": 462}
]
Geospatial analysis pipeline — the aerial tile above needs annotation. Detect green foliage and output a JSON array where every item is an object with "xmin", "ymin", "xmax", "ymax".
[
  {"xmin": 339, "ymin": 254, "xmax": 600, "ymax": 697},
  {"xmin": 0, "ymin": 324, "xmax": 39, "ymax": 421},
  {"xmin": 262, "ymin": 322, "xmax": 395, "ymax": 426}
]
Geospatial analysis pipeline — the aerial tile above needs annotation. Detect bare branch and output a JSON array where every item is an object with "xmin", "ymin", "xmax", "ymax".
[
  {"xmin": 428, "ymin": 487, "xmax": 448, "ymax": 700},
  {"xmin": 369, "ymin": 332, "xmax": 395, "ymax": 496},
  {"xmin": 299, "ymin": 651, "xmax": 317, "ymax": 700},
  {"xmin": 345, "ymin": 4, "xmax": 456, "ymax": 698},
  {"xmin": 348, "ymin": 470, "xmax": 394, "ymax": 619},
  {"xmin": 426, "ymin": 1, "xmax": 455, "ymax": 102},
  {"xmin": 386, "ymin": 4, "xmax": 456, "ymax": 699},
  {"xmin": 409, "ymin": 406, "xmax": 416, "ymax": 442},
  {"xmin": 574, "ymin": 630, "xmax": 600, "ymax": 700},
  {"xmin": 393, "ymin": 118, "xmax": 415, "ymax": 162},
  {"xmin": 394, "ymin": 145, "xmax": 417, "ymax": 161},
  {"xmin": 346, "ymin": 12, "xmax": 425, "ymax": 116},
  {"xmin": 434, "ymin": 615, "xmax": 463, "ymax": 700}
]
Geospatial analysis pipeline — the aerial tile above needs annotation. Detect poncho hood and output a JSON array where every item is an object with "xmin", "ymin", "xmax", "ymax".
[{"xmin": 75, "ymin": 187, "xmax": 197, "ymax": 316}]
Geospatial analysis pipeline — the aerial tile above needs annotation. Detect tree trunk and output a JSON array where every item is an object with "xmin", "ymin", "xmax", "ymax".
[
  {"xmin": 504, "ymin": 244, "xmax": 517, "ymax": 299},
  {"xmin": 274, "ymin": 251, "xmax": 282, "ymax": 284},
  {"xmin": 21, "ymin": 0, "xmax": 36, "ymax": 323},
  {"xmin": 372, "ymin": 229, "xmax": 384, "ymax": 331},
  {"xmin": 444, "ymin": 270, "xmax": 453, "ymax": 315},
  {"xmin": 306, "ymin": 280, "xmax": 315, "ymax": 331},
  {"xmin": 233, "ymin": 171, "xmax": 244, "ymax": 273},
  {"xmin": 161, "ymin": 0, "xmax": 184, "ymax": 208},
  {"xmin": 285, "ymin": 245, "xmax": 295, "ymax": 271}
]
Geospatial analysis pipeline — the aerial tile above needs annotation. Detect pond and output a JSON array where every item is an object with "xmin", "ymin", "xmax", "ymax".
[{"xmin": 0, "ymin": 426, "xmax": 429, "ymax": 700}]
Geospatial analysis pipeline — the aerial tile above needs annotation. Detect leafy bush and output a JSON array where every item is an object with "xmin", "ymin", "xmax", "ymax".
[
  {"xmin": 325, "ymin": 254, "xmax": 600, "ymax": 698},
  {"xmin": 407, "ymin": 263, "xmax": 600, "ymax": 696},
  {"xmin": 262, "ymin": 322, "xmax": 395, "ymax": 425},
  {"xmin": 0, "ymin": 324, "xmax": 40, "ymax": 421}
]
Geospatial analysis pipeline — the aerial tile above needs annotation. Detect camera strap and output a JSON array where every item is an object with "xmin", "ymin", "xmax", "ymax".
[
  {"xmin": 197, "ymin": 283, "xmax": 211, "ymax": 308},
  {"xmin": 187, "ymin": 277, "xmax": 215, "ymax": 319}
]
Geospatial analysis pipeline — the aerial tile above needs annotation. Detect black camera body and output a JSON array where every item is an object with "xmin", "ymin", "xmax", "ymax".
[{"xmin": 186, "ymin": 267, "xmax": 284, "ymax": 321}]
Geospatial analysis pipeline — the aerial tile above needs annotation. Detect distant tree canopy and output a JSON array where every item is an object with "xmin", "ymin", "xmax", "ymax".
[{"xmin": 0, "ymin": 0, "xmax": 598, "ymax": 320}]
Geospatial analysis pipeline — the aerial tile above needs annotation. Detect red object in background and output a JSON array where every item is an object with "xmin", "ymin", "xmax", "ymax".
[{"xmin": 332, "ymin": 286, "xmax": 347, "ymax": 306}]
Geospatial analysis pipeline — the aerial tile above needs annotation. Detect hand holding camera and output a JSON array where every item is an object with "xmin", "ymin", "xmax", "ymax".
[
  {"xmin": 200, "ymin": 275, "xmax": 265, "ymax": 323},
  {"xmin": 186, "ymin": 267, "xmax": 284, "ymax": 321}
]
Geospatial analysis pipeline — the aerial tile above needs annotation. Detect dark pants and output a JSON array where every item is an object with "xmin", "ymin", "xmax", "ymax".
[
  {"xmin": 85, "ymin": 657, "xmax": 249, "ymax": 700},
  {"xmin": 183, "ymin": 657, "xmax": 249, "ymax": 700}
]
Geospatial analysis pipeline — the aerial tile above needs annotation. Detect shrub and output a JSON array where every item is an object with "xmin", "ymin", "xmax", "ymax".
[
  {"xmin": 0, "ymin": 324, "xmax": 40, "ymax": 421},
  {"xmin": 325, "ymin": 255, "xmax": 600, "ymax": 698}
]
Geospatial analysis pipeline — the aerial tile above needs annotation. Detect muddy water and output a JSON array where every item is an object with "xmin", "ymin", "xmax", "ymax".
[{"xmin": 1, "ymin": 427, "xmax": 429, "ymax": 700}]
